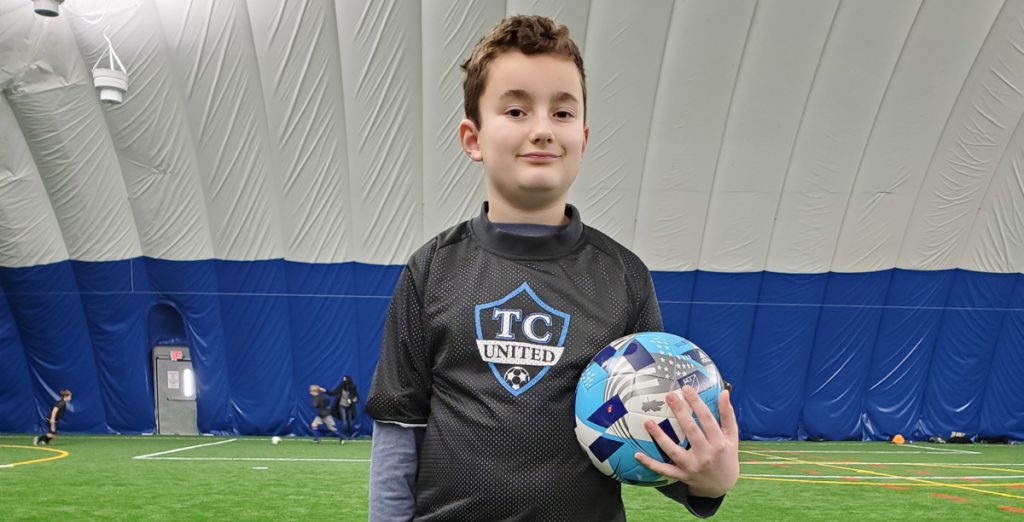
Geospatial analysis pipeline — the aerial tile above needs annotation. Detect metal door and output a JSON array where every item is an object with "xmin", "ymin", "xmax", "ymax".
[{"xmin": 153, "ymin": 346, "xmax": 198, "ymax": 435}]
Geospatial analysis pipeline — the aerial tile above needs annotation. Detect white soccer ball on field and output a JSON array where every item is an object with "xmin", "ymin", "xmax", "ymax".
[{"xmin": 271, "ymin": 436, "xmax": 281, "ymax": 445}]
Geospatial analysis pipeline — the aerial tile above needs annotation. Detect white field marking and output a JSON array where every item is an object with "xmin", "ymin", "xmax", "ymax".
[
  {"xmin": 0, "ymin": 435, "xmax": 371, "ymax": 442},
  {"xmin": 252, "ymin": 466, "xmax": 269, "ymax": 470},
  {"xmin": 742, "ymin": 474, "xmax": 1024, "ymax": 480},
  {"xmin": 743, "ymin": 462, "xmax": 1024, "ymax": 466},
  {"xmin": 0, "ymin": 464, "xmax": 12, "ymax": 469},
  {"xmin": 133, "ymin": 438, "xmax": 237, "ymax": 459},
  {"xmin": 138, "ymin": 457, "xmax": 370, "ymax": 462},
  {"xmin": 744, "ymin": 449, "xmax": 979, "ymax": 455},
  {"xmin": 899, "ymin": 444, "xmax": 979, "ymax": 454}
]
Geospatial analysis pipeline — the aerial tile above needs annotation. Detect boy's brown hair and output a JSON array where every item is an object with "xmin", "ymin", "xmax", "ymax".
[
  {"xmin": 461, "ymin": 15, "xmax": 586, "ymax": 127},
  {"xmin": 59, "ymin": 389, "xmax": 71, "ymax": 398}
]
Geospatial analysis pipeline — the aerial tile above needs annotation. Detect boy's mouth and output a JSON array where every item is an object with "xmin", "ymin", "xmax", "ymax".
[{"xmin": 519, "ymin": 151, "xmax": 561, "ymax": 163}]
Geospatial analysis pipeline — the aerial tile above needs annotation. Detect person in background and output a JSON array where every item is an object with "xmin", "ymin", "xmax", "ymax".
[
  {"xmin": 34, "ymin": 389, "xmax": 72, "ymax": 446},
  {"xmin": 327, "ymin": 375, "xmax": 360, "ymax": 441},
  {"xmin": 309, "ymin": 384, "xmax": 342, "ymax": 443}
]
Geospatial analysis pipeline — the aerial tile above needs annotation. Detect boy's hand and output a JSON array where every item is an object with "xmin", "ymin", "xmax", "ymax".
[{"xmin": 635, "ymin": 386, "xmax": 739, "ymax": 499}]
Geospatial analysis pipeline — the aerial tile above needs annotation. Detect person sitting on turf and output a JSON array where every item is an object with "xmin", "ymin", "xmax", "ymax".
[{"xmin": 34, "ymin": 389, "xmax": 71, "ymax": 446}]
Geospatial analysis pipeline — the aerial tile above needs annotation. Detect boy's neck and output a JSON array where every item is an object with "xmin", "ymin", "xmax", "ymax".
[{"xmin": 486, "ymin": 199, "xmax": 569, "ymax": 226}]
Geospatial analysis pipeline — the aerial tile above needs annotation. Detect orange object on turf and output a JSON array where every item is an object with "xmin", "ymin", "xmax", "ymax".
[{"xmin": 891, "ymin": 434, "xmax": 905, "ymax": 444}]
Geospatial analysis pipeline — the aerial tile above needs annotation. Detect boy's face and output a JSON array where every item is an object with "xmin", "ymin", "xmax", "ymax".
[{"xmin": 460, "ymin": 51, "xmax": 588, "ymax": 217}]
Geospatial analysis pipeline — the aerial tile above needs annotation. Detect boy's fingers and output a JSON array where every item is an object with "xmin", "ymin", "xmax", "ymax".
[
  {"xmin": 684, "ymin": 386, "xmax": 725, "ymax": 442},
  {"xmin": 635, "ymin": 451, "xmax": 685, "ymax": 481},
  {"xmin": 641, "ymin": 419, "xmax": 690, "ymax": 475},
  {"xmin": 719, "ymin": 389, "xmax": 739, "ymax": 442},
  {"xmin": 668, "ymin": 390, "xmax": 708, "ymax": 451}
]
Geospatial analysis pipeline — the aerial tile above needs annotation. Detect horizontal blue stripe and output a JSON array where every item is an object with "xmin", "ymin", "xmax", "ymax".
[{"xmin": 0, "ymin": 260, "xmax": 1020, "ymax": 441}]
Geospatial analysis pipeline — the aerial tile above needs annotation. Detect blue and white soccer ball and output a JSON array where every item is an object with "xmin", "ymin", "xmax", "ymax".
[{"xmin": 574, "ymin": 332, "xmax": 724, "ymax": 487}]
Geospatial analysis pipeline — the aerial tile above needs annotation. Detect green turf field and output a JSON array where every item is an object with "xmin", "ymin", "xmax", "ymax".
[{"xmin": 1, "ymin": 435, "xmax": 1022, "ymax": 520}]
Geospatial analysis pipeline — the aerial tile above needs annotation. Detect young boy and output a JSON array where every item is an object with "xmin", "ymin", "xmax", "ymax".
[
  {"xmin": 34, "ymin": 389, "xmax": 71, "ymax": 446},
  {"xmin": 365, "ymin": 15, "xmax": 739, "ymax": 521},
  {"xmin": 309, "ymin": 385, "xmax": 342, "ymax": 443}
]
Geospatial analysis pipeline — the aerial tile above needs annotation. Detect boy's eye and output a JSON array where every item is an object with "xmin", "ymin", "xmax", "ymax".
[
  {"xmin": 554, "ymin": 110, "xmax": 574, "ymax": 119},
  {"xmin": 507, "ymin": 108, "xmax": 526, "ymax": 118}
]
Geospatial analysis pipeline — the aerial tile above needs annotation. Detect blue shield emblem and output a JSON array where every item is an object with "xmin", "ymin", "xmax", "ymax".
[{"xmin": 474, "ymin": 282, "xmax": 571, "ymax": 396}]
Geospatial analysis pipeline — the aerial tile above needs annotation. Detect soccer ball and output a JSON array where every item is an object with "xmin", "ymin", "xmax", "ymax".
[
  {"xmin": 503, "ymin": 366, "xmax": 531, "ymax": 390},
  {"xmin": 271, "ymin": 436, "xmax": 281, "ymax": 445},
  {"xmin": 574, "ymin": 332, "xmax": 724, "ymax": 487}
]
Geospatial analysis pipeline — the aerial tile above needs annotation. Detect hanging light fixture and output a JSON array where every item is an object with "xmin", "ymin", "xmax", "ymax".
[
  {"xmin": 92, "ymin": 34, "xmax": 128, "ymax": 104},
  {"xmin": 33, "ymin": 0, "xmax": 64, "ymax": 17}
]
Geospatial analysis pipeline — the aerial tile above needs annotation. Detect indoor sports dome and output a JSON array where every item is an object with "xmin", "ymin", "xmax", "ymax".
[{"xmin": 1, "ymin": 0, "xmax": 1021, "ymax": 441}]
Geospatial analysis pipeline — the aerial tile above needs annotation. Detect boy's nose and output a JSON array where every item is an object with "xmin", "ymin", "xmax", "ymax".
[{"xmin": 530, "ymin": 122, "xmax": 554, "ymax": 144}]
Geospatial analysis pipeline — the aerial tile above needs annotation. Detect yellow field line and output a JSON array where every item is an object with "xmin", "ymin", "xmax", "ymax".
[
  {"xmin": 0, "ymin": 444, "xmax": 69, "ymax": 468},
  {"xmin": 919, "ymin": 462, "xmax": 1024, "ymax": 475},
  {"xmin": 742, "ymin": 449, "xmax": 1024, "ymax": 500},
  {"xmin": 742, "ymin": 476, "xmax": 1024, "ymax": 488}
]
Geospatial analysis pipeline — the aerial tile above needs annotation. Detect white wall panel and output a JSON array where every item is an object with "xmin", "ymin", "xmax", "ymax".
[
  {"xmin": 699, "ymin": 0, "xmax": 838, "ymax": 272},
  {"xmin": 1, "ymin": 0, "xmax": 1021, "ymax": 274},
  {"xmin": 834, "ymin": 0, "xmax": 1004, "ymax": 272},
  {"xmin": 248, "ymin": 0, "xmax": 350, "ymax": 263},
  {"xmin": 0, "ymin": 96, "xmax": 68, "ymax": 267},
  {"xmin": 571, "ymin": 0, "xmax": 674, "ymax": 245},
  {"xmin": 336, "ymin": 0, "xmax": 422, "ymax": 264},
  {"xmin": 2, "ymin": 3, "xmax": 140, "ymax": 262},
  {"xmin": 634, "ymin": 0, "xmax": 755, "ymax": 271},
  {"xmin": 901, "ymin": 0, "xmax": 1024, "ymax": 271},
  {"xmin": 421, "ymin": 0, "xmax": 501, "ymax": 237},
  {"xmin": 154, "ymin": 0, "xmax": 281, "ymax": 260},
  {"xmin": 65, "ymin": 0, "xmax": 214, "ymax": 261},
  {"xmin": 765, "ymin": 0, "xmax": 920, "ymax": 273}
]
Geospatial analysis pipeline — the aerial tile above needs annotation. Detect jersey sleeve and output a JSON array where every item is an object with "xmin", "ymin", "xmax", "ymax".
[
  {"xmin": 364, "ymin": 260, "xmax": 433, "ymax": 427},
  {"xmin": 633, "ymin": 269, "xmax": 664, "ymax": 333},
  {"xmin": 619, "ymin": 246, "xmax": 664, "ymax": 333}
]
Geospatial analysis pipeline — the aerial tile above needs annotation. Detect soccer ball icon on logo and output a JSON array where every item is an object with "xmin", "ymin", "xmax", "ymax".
[
  {"xmin": 503, "ymin": 366, "xmax": 531, "ymax": 390},
  {"xmin": 574, "ymin": 332, "xmax": 724, "ymax": 487}
]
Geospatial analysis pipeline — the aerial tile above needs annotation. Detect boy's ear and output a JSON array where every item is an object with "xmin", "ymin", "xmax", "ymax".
[
  {"xmin": 582, "ymin": 125, "xmax": 589, "ymax": 157},
  {"xmin": 459, "ymin": 119, "xmax": 483, "ymax": 162}
]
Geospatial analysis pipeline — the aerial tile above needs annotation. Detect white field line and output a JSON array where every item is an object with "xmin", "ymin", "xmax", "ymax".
[
  {"xmin": 0, "ymin": 435, "xmax": 370, "ymax": 442},
  {"xmin": 137, "ymin": 457, "xmax": 370, "ymax": 462},
  {"xmin": 747, "ymin": 449, "xmax": 979, "ymax": 455},
  {"xmin": 743, "ymin": 461, "xmax": 1024, "ymax": 466},
  {"xmin": 133, "ymin": 438, "xmax": 237, "ymax": 459},
  {"xmin": 900, "ymin": 444, "xmax": 979, "ymax": 454},
  {"xmin": 742, "ymin": 474, "xmax": 1024, "ymax": 480}
]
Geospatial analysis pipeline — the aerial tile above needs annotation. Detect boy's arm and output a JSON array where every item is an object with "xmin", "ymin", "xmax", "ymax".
[
  {"xmin": 365, "ymin": 254, "xmax": 435, "ymax": 518},
  {"xmin": 632, "ymin": 269, "xmax": 733, "ymax": 516},
  {"xmin": 364, "ymin": 262, "xmax": 434, "ymax": 425},
  {"xmin": 369, "ymin": 421, "xmax": 424, "ymax": 522},
  {"xmin": 646, "ymin": 387, "xmax": 739, "ymax": 517},
  {"xmin": 49, "ymin": 406, "xmax": 59, "ymax": 427}
]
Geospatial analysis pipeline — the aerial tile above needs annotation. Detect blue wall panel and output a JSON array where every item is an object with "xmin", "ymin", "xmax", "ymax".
[
  {"xmin": 0, "ymin": 261, "xmax": 1020, "ymax": 441},
  {"xmin": 0, "ymin": 263, "xmax": 107, "ymax": 433},
  {"xmin": 864, "ymin": 270, "xmax": 954, "ymax": 439},
  {"xmin": 0, "ymin": 288, "xmax": 35, "ymax": 432},
  {"xmin": 71, "ymin": 260, "xmax": 154, "ymax": 433},
  {"xmin": 919, "ymin": 271, "xmax": 1015, "ymax": 439},
  {"xmin": 800, "ymin": 272, "xmax": 890, "ymax": 441},
  {"xmin": 979, "ymin": 274, "xmax": 1024, "ymax": 440},
  {"xmin": 742, "ymin": 273, "xmax": 827, "ymax": 440}
]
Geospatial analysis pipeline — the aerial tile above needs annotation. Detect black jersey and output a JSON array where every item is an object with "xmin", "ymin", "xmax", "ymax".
[
  {"xmin": 366, "ymin": 203, "xmax": 663, "ymax": 521},
  {"xmin": 52, "ymin": 399, "xmax": 67, "ymax": 420}
]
